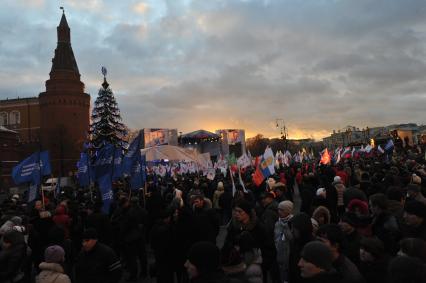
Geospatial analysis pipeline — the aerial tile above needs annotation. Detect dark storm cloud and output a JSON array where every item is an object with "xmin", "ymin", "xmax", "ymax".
[{"xmin": 1, "ymin": 0, "xmax": 426, "ymax": 139}]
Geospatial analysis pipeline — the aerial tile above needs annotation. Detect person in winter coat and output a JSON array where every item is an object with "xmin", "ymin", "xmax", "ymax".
[
  {"xmin": 312, "ymin": 206, "xmax": 331, "ymax": 227},
  {"xmin": 258, "ymin": 191, "xmax": 280, "ymax": 282},
  {"xmin": 316, "ymin": 224, "xmax": 365, "ymax": 283},
  {"xmin": 150, "ymin": 210, "xmax": 174, "ymax": 283},
  {"xmin": 0, "ymin": 230, "xmax": 28, "ymax": 283},
  {"xmin": 397, "ymin": 237, "xmax": 426, "ymax": 262},
  {"xmin": 298, "ymin": 241, "xmax": 342, "ymax": 283},
  {"xmin": 0, "ymin": 216, "xmax": 23, "ymax": 236},
  {"xmin": 274, "ymin": 200, "xmax": 293, "ymax": 283},
  {"xmin": 191, "ymin": 194, "xmax": 220, "ymax": 243},
  {"xmin": 288, "ymin": 213, "xmax": 314, "ymax": 283},
  {"xmin": 36, "ymin": 245, "xmax": 71, "ymax": 283},
  {"xmin": 185, "ymin": 241, "xmax": 229, "ymax": 283},
  {"xmin": 338, "ymin": 212, "xmax": 362, "ymax": 267},
  {"xmin": 358, "ymin": 237, "xmax": 389, "ymax": 283},
  {"xmin": 222, "ymin": 231, "xmax": 263, "ymax": 283},
  {"xmin": 258, "ymin": 191, "xmax": 279, "ymax": 235},
  {"xmin": 406, "ymin": 184, "xmax": 426, "ymax": 206},
  {"xmin": 223, "ymin": 200, "xmax": 275, "ymax": 283},
  {"xmin": 213, "ymin": 181, "xmax": 225, "ymax": 210},
  {"xmin": 52, "ymin": 205, "xmax": 71, "ymax": 239},
  {"xmin": 75, "ymin": 228, "xmax": 122, "ymax": 283},
  {"xmin": 402, "ymin": 200, "xmax": 426, "ymax": 240},
  {"xmin": 369, "ymin": 193, "xmax": 400, "ymax": 254},
  {"xmin": 28, "ymin": 208, "xmax": 56, "ymax": 269},
  {"xmin": 332, "ymin": 176, "xmax": 346, "ymax": 217},
  {"xmin": 388, "ymin": 255, "xmax": 426, "ymax": 283}
]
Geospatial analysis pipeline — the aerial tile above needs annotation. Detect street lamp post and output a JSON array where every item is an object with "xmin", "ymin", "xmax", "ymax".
[{"xmin": 276, "ymin": 118, "xmax": 288, "ymax": 151}]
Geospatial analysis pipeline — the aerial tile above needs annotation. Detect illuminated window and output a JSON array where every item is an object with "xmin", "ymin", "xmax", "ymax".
[{"xmin": 0, "ymin": 112, "xmax": 8, "ymax": 126}]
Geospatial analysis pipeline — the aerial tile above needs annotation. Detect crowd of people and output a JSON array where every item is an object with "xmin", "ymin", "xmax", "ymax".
[{"xmin": 1, "ymin": 145, "xmax": 426, "ymax": 283}]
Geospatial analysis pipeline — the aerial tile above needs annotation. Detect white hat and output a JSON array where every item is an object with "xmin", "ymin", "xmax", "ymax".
[
  {"xmin": 316, "ymin": 188, "xmax": 326, "ymax": 197},
  {"xmin": 278, "ymin": 201, "xmax": 294, "ymax": 213},
  {"xmin": 333, "ymin": 176, "xmax": 342, "ymax": 185}
]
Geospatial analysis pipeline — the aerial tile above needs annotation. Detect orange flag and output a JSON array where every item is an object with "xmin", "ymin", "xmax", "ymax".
[{"xmin": 320, "ymin": 148, "xmax": 331, "ymax": 165}]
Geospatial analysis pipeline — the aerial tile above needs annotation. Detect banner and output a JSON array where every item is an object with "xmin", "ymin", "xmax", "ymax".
[
  {"xmin": 122, "ymin": 133, "xmax": 142, "ymax": 176},
  {"xmin": 28, "ymin": 183, "xmax": 38, "ymax": 203},
  {"xmin": 227, "ymin": 130, "xmax": 242, "ymax": 145},
  {"xmin": 130, "ymin": 154, "xmax": 146, "ymax": 190},
  {"xmin": 237, "ymin": 153, "xmax": 252, "ymax": 169},
  {"xmin": 12, "ymin": 151, "xmax": 51, "ymax": 185},
  {"xmin": 99, "ymin": 174, "xmax": 113, "ymax": 214},
  {"xmin": 144, "ymin": 129, "xmax": 170, "ymax": 147},
  {"xmin": 112, "ymin": 148, "xmax": 123, "ymax": 181},
  {"xmin": 77, "ymin": 152, "xmax": 91, "ymax": 187},
  {"xmin": 93, "ymin": 144, "xmax": 115, "ymax": 180}
]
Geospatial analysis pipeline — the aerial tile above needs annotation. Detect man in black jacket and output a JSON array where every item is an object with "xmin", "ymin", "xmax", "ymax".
[
  {"xmin": 0, "ymin": 230, "xmax": 27, "ymax": 283},
  {"xmin": 317, "ymin": 224, "xmax": 365, "ymax": 283},
  {"xmin": 298, "ymin": 241, "xmax": 342, "ymax": 283},
  {"xmin": 75, "ymin": 228, "xmax": 122, "ymax": 283}
]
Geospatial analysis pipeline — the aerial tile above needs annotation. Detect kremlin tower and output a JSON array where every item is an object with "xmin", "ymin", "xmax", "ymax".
[{"xmin": 39, "ymin": 10, "xmax": 90, "ymax": 175}]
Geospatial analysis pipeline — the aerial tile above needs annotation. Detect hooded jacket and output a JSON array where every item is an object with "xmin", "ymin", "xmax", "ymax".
[{"xmin": 36, "ymin": 262, "xmax": 71, "ymax": 283}]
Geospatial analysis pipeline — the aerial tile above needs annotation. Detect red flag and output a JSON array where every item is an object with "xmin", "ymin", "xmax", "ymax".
[
  {"xmin": 320, "ymin": 148, "xmax": 331, "ymax": 165},
  {"xmin": 254, "ymin": 156, "xmax": 260, "ymax": 168},
  {"xmin": 252, "ymin": 166, "xmax": 264, "ymax": 187}
]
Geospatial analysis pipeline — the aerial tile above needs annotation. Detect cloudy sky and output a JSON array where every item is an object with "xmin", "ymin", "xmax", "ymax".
[{"xmin": 1, "ymin": 0, "xmax": 426, "ymax": 139}]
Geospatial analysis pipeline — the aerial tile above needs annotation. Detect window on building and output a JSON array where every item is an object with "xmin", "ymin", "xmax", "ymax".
[
  {"xmin": 0, "ymin": 112, "xmax": 8, "ymax": 126},
  {"xmin": 9, "ymin": 111, "xmax": 20, "ymax": 125}
]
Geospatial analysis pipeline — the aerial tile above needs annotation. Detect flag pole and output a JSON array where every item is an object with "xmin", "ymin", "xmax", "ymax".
[{"xmin": 38, "ymin": 151, "xmax": 45, "ymax": 210}]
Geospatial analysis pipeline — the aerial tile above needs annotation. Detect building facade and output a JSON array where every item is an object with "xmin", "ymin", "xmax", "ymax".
[
  {"xmin": 0, "ymin": 12, "xmax": 90, "ymax": 181},
  {"xmin": 0, "ymin": 97, "xmax": 40, "ymax": 143}
]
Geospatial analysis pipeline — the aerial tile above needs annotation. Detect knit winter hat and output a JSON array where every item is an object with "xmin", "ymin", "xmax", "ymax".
[
  {"xmin": 235, "ymin": 199, "xmax": 253, "ymax": 216},
  {"xmin": 360, "ymin": 237, "xmax": 385, "ymax": 259},
  {"xmin": 301, "ymin": 241, "xmax": 333, "ymax": 271},
  {"xmin": 10, "ymin": 216, "xmax": 22, "ymax": 225},
  {"xmin": 405, "ymin": 200, "xmax": 426, "ymax": 218},
  {"xmin": 332, "ymin": 176, "xmax": 342, "ymax": 185},
  {"xmin": 340, "ymin": 212, "xmax": 360, "ymax": 227},
  {"xmin": 347, "ymin": 199, "xmax": 369, "ymax": 215},
  {"xmin": 44, "ymin": 245, "xmax": 65, "ymax": 263},
  {"xmin": 187, "ymin": 241, "xmax": 220, "ymax": 274},
  {"xmin": 278, "ymin": 201, "xmax": 294, "ymax": 214}
]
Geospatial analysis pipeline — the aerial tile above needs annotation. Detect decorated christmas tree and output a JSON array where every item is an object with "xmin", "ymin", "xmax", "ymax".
[{"xmin": 89, "ymin": 67, "xmax": 127, "ymax": 150}]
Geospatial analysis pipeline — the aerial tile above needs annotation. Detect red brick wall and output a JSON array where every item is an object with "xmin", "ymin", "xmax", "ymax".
[{"xmin": 0, "ymin": 97, "xmax": 41, "ymax": 143}]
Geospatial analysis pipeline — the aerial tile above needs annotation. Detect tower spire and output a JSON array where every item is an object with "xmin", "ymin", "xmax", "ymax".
[{"xmin": 50, "ymin": 9, "xmax": 80, "ymax": 77}]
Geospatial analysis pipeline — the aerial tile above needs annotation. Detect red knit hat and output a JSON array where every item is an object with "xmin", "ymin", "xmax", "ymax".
[{"xmin": 347, "ymin": 199, "xmax": 369, "ymax": 215}]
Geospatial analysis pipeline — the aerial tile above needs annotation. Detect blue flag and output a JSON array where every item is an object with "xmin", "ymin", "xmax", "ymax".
[
  {"xmin": 98, "ymin": 174, "xmax": 113, "ymax": 214},
  {"xmin": 93, "ymin": 144, "xmax": 115, "ymax": 180},
  {"xmin": 112, "ymin": 147, "xmax": 124, "ymax": 181},
  {"xmin": 77, "ymin": 152, "xmax": 91, "ymax": 187},
  {"xmin": 384, "ymin": 139, "xmax": 394, "ymax": 152},
  {"xmin": 122, "ymin": 133, "xmax": 142, "ymax": 176},
  {"xmin": 12, "ymin": 151, "xmax": 51, "ymax": 185},
  {"xmin": 28, "ymin": 183, "xmax": 38, "ymax": 203},
  {"xmin": 130, "ymin": 153, "xmax": 146, "ymax": 190}
]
